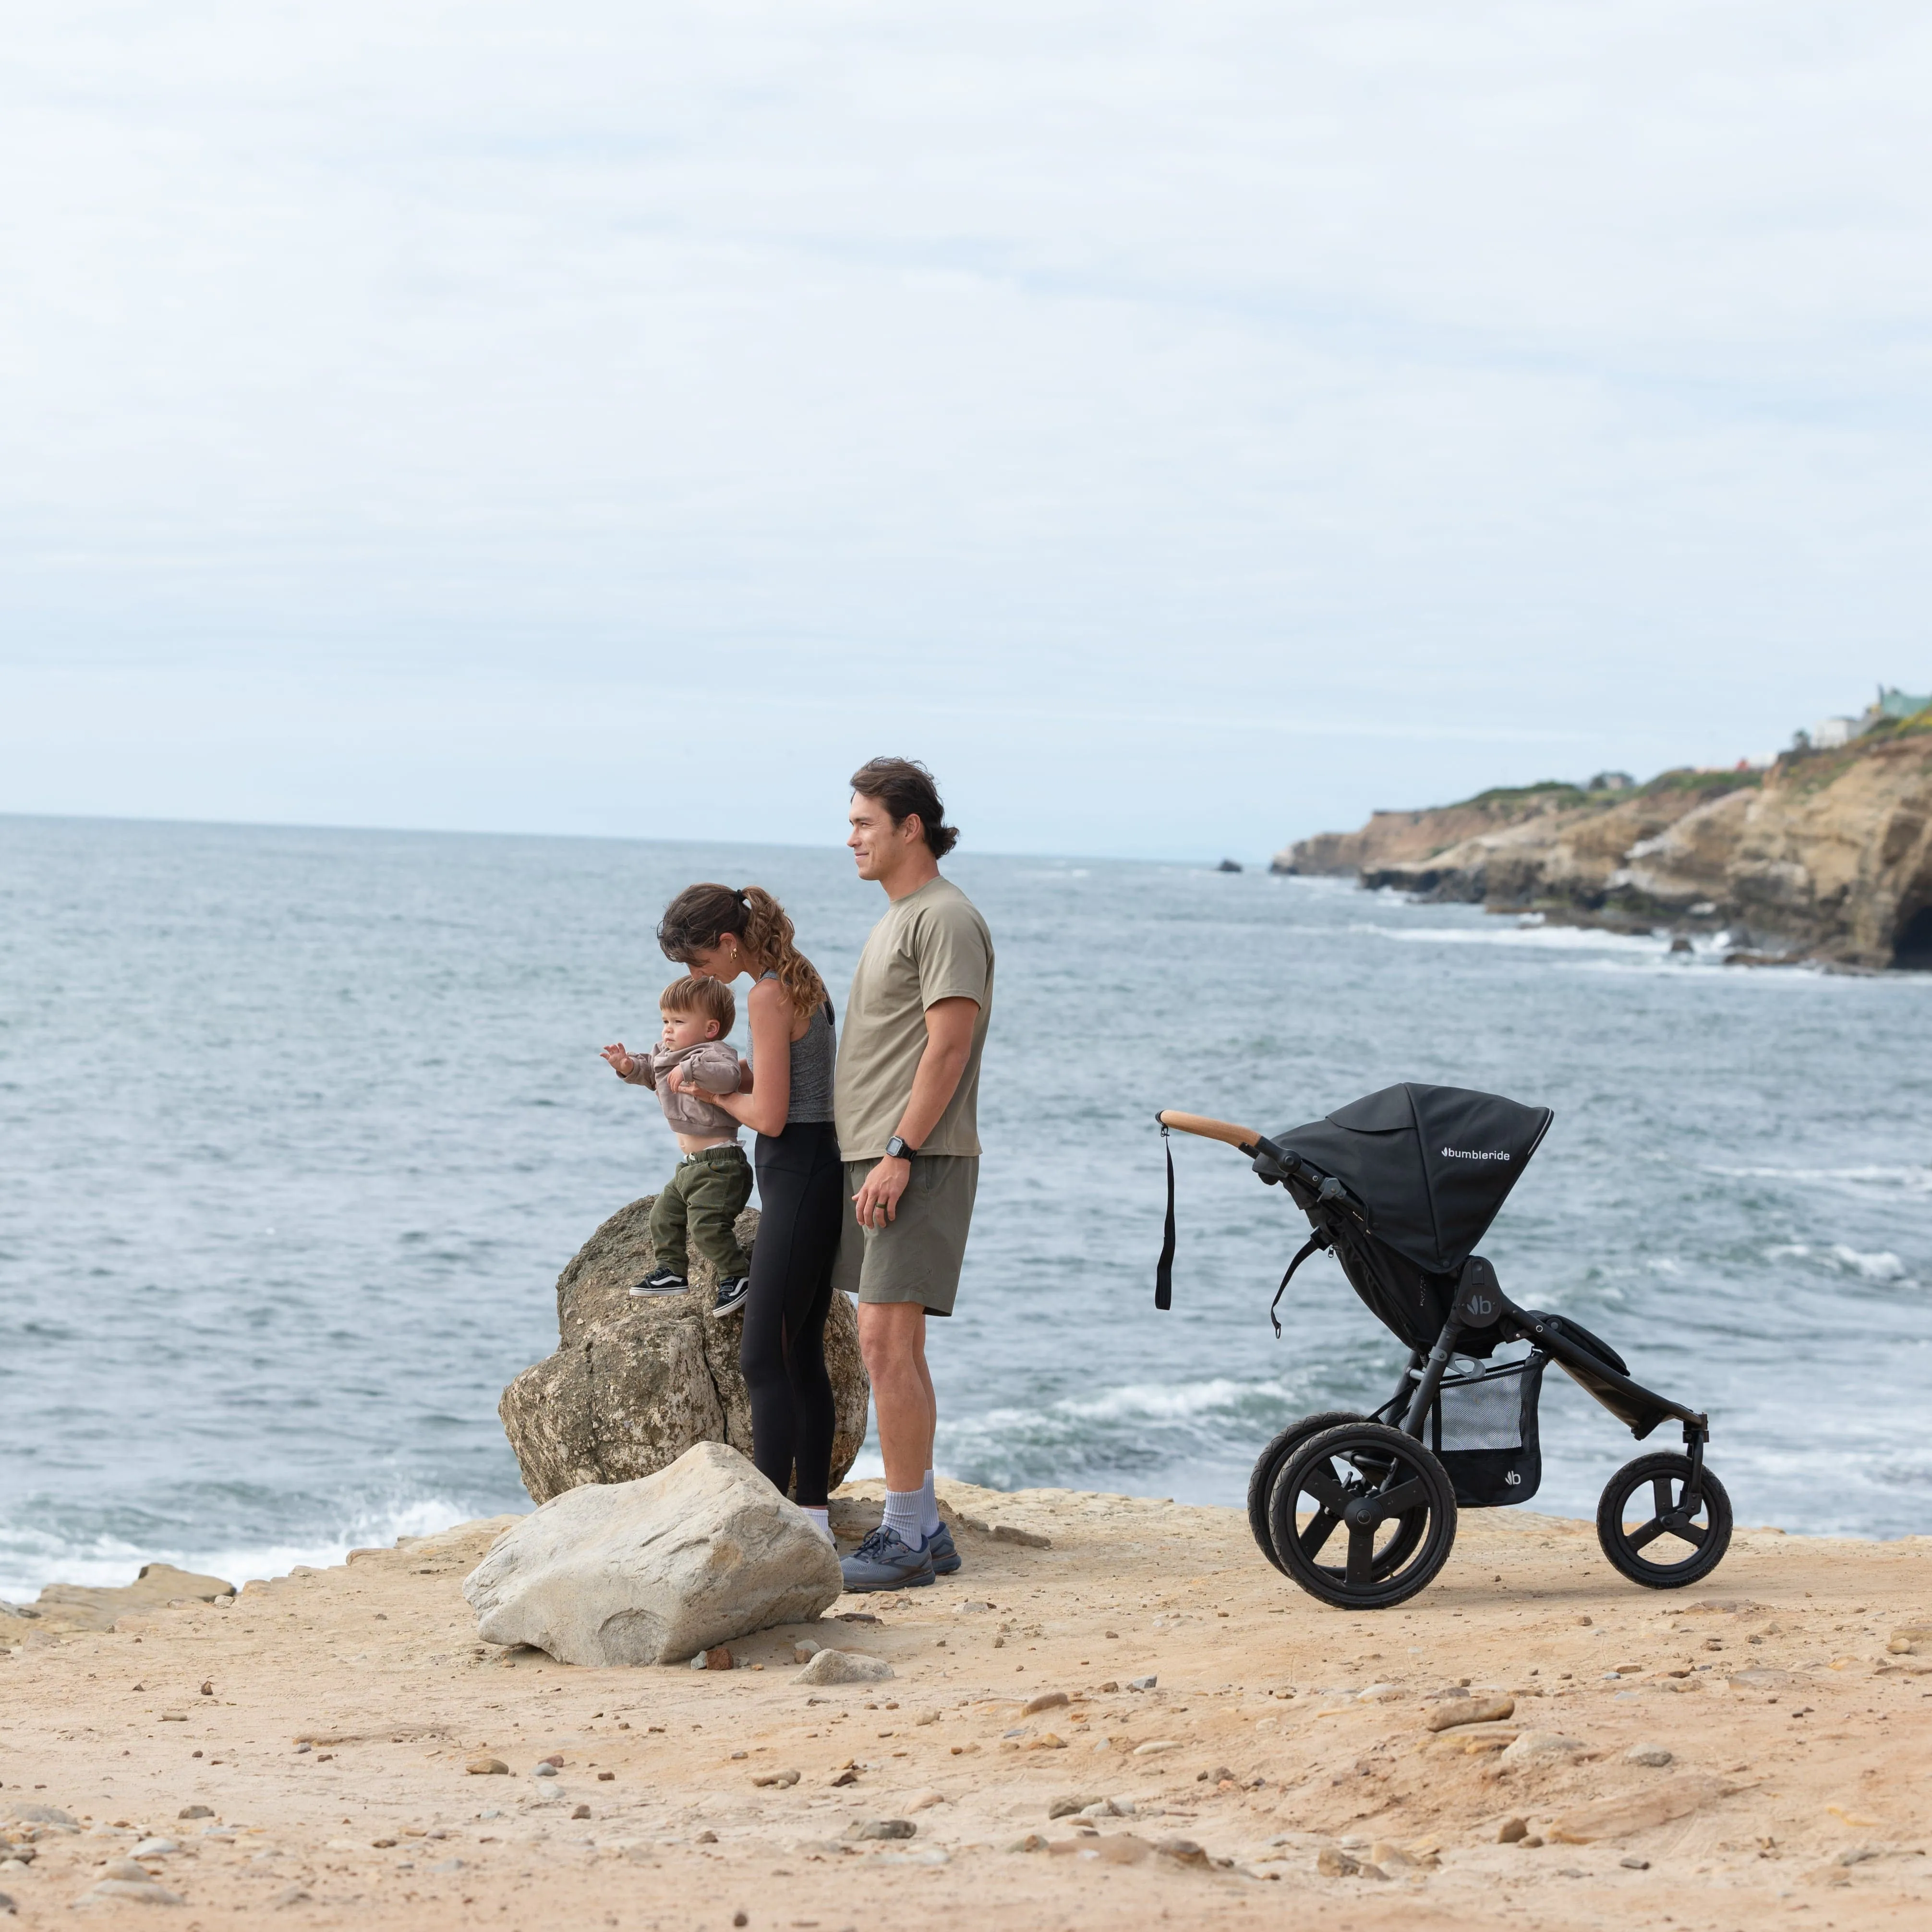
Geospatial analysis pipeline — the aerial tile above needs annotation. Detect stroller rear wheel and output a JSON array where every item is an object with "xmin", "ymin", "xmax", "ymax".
[
  {"xmin": 1267, "ymin": 1422, "xmax": 1458, "ymax": 1609},
  {"xmin": 1247, "ymin": 1412, "xmax": 1363, "ymax": 1573},
  {"xmin": 1596, "ymin": 1452, "xmax": 1733, "ymax": 1589}
]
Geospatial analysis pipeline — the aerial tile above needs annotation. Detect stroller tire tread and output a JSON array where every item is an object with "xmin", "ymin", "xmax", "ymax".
[
  {"xmin": 1246, "ymin": 1411, "xmax": 1363, "ymax": 1573},
  {"xmin": 1267, "ymin": 1421, "xmax": 1459, "ymax": 1610}
]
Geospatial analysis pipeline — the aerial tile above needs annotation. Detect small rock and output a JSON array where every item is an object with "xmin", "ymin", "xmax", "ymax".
[
  {"xmin": 694, "ymin": 1829, "xmax": 718, "ymax": 1844},
  {"xmin": 734, "ymin": 1916, "xmax": 749, "ymax": 1929},
  {"xmin": 175, "ymin": 1808, "xmax": 212, "ymax": 1822},
  {"xmin": 532, "ymin": 1763, "xmax": 558, "ymax": 1777},
  {"xmin": 797, "ymin": 1648, "xmax": 894, "ymax": 1686},
  {"xmin": 1132, "ymin": 1739, "xmax": 1180, "ymax": 1755},
  {"xmin": 78, "ymin": 1879, "xmax": 186, "ymax": 1906},
  {"xmin": 102, "ymin": 1861, "xmax": 151, "ymax": 1883},
  {"xmin": 199, "ymin": 1680, "xmax": 214, "ymax": 1697},
  {"xmin": 1497, "ymin": 1731, "xmax": 1585, "ymax": 1768},
  {"xmin": 829, "ymin": 1768, "xmax": 859, "ymax": 1787},
  {"xmin": 1425, "ymin": 1693, "xmax": 1514, "ymax": 1732},
  {"xmin": 1621, "ymin": 1856, "xmax": 1650, "ymax": 1870},
  {"xmin": 792, "ymin": 1641, "xmax": 823, "ymax": 1664},
  {"xmin": 270, "ymin": 1885, "xmax": 312, "ymax": 1908},
  {"xmin": 598, "ymin": 1770, "xmax": 615, "ymax": 1781},
  {"xmin": 751, "ymin": 1769, "xmax": 801, "ymax": 1788},
  {"xmin": 572, "ymin": 1804, "xmax": 591, "ymax": 1819},
  {"xmin": 430, "ymin": 1859, "xmax": 465, "ymax": 1874},
  {"xmin": 1022, "ymin": 1690, "xmax": 1069, "ymax": 1715},
  {"xmin": 846, "ymin": 1819, "xmax": 915, "ymax": 1841},
  {"xmin": 1127, "ymin": 1675, "xmax": 1157, "ymax": 1691},
  {"xmin": 1356, "ymin": 1683, "xmax": 1404, "ymax": 1702},
  {"xmin": 466, "ymin": 1757, "xmax": 509, "ymax": 1776},
  {"xmin": 1006, "ymin": 1834, "xmax": 1047, "ymax": 1853},
  {"xmin": 1047, "ymin": 1794, "xmax": 1106, "ymax": 1819},
  {"xmin": 0, "ymin": 1891, "xmax": 13, "ymax": 1920},
  {"xmin": 1317, "ymin": 1847, "xmax": 1360, "ymax": 1876},
  {"xmin": 1157, "ymin": 1838, "xmax": 1208, "ymax": 1867},
  {"xmin": 1498, "ymin": 1817, "xmax": 1530, "ymax": 1843},
  {"xmin": 991, "ymin": 1525, "xmax": 1051, "ymax": 1549},
  {"xmin": 1625, "ymin": 1744, "xmax": 1673, "ymax": 1767},
  {"xmin": 131, "ymin": 1840, "xmax": 178, "ymax": 1859}
]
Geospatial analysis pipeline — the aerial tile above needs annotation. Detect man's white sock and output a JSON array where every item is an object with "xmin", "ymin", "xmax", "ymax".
[
  {"xmin": 920, "ymin": 1468, "xmax": 942, "ymax": 1538},
  {"xmin": 802, "ymin": 1505, "xmax": 832, "ymax": 1543},
  {"xmin": 882, "ymin": 1487, "xmax": 924, "ymax": 1546}
]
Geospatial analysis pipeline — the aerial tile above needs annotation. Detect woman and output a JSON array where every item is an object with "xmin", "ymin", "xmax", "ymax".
[{"xmin": 655, "ymin": 883, "xmax": 842, "ymax": 1542}]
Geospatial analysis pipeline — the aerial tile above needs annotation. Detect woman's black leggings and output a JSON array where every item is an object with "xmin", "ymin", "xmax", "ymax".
[{"xmin": 744, "ymin": 1120, "xmax": 843, "ymax": 1508}]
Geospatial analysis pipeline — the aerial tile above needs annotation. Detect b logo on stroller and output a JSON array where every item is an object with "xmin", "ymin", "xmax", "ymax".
[{"xmin": 1154, "ymin": 1083, "xmax": 1732, "ymax": 1610}]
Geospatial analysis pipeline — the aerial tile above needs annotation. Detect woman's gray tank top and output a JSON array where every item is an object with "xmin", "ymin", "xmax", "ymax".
[{"xmin": 763, "ymin": 971, "xmax": 836, "ymax": 1124}]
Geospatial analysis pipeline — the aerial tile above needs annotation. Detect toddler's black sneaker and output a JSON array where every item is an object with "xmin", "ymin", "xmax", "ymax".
[
  {"xmin": 629, "ymin": 1267, "xmax": 688, "ymax": 1296},
  {"xmin": 712, "ymin": 1276, "xmax": 750, "ymax": 1317}
]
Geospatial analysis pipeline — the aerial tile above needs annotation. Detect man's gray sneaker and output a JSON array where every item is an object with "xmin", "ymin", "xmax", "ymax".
[
  {"xmin": 629, "ymin": 1266, "xmax": 688, "ymax": 1296},
  {"xmin": 925, "ymin": 1521, "xmax": 961, "ymax": 1576},
  {"xmin": 840, "ymin": 1524, "xmax": 935, "ymax": 1593}
]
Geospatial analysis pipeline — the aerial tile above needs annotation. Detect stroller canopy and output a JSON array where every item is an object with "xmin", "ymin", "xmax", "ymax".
[{"xmin": 1275, "ymin": 1082, "xmax": 1553, "ymax": 1274}]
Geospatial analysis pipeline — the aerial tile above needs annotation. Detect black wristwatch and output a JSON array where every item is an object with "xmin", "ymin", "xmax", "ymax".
[{"xmin": 884, "ymin": 1135, "xmax": 918, "ymax": 1162}]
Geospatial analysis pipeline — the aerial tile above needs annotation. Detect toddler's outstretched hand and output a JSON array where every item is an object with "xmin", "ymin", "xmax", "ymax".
[{"xmin": 601, "ymin": 1042, "xmax": 637, "ymax": 1076}]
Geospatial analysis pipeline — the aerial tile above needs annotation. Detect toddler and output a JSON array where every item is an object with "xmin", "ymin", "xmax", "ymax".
[{"xmin": 601, "ymin": 976, "xmax": 752, "ymax": 1315}]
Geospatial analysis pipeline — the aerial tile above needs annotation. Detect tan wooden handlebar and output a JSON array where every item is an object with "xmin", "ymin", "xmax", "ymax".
[{"xmin": 1157, "ymin": 1110, "xmax": 1261, "ymax": 1149}]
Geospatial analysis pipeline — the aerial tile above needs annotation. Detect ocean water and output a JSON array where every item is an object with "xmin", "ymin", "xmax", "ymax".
[{"xmin": 3, "ymin": 812, "xmax": 1930, "ymax": 1601}]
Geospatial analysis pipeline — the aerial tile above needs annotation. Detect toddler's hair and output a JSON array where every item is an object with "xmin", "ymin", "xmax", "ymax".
[{"xmin": 660, "ymin": 974, "xmax": 736, "ymax": 1038}]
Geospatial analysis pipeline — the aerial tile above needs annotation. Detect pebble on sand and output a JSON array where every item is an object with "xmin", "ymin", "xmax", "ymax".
[
  {"xmin": 467, "ymin": 1757, "xmax": 510, "ymax": 1776},
  {"xmin": 1625, "ymin": 1744, "xmax": 1674, "ymax": 1767},
  {"xmin": 1426, "ymin": 1693, "xmax": 1515, "ymax": 1732},
  {"xmin": 797, "ymin": 1648, "xmax": 894, "ymax": 1686},
  {"xmin": 846, "ymin": 1819, "xmax": 915, "ymax": 1841},
  {"xmin": 751, "ymin": 1769, "xmax": 801, "ymax": 1788}
]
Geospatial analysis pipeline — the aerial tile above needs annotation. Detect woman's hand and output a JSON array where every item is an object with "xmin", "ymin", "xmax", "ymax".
[{"xmin": 601, "ymin": 1042, "xmax": 637, "ymax": 1076}]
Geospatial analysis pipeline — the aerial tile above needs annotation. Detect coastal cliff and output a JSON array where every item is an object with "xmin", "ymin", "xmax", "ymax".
[{"xmin": 1274, "ymin": 714, "xmax": 1932, "ymax": 969}]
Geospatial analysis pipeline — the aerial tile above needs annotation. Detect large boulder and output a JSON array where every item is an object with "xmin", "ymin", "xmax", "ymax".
[
  {"xmin": 499, "ymin": 1195, "xmax": 870, "ymax": 1504},
  {"xmin": 463, "ymin": 1441, "xmax": 843, "ymax": 1665}
]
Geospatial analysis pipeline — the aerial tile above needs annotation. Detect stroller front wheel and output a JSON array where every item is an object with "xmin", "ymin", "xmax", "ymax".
[
  {"xmin": 1596, "ymin": 1452, "xmax": 1733, "ymax": 1589},
  {"xmin": 1267, "ymin": 1422, "xmax": 1459, "ymax": 1609}
]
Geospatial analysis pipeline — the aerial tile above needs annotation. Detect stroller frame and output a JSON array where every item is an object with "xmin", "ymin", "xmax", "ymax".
[{"xmin": 1155, "ymin": 1104, "xmax": 1733, "ymax": 1608}]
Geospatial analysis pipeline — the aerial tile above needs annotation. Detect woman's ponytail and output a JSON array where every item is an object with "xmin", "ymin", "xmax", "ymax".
[{"xmin": 738, "ymin": 887, "xmax": 827, "ymax": 1018}]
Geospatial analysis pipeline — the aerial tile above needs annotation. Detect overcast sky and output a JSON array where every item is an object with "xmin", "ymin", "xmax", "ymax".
[{"xmin": 4, "ymin": 2, "xmax": 1929, "ymax": 859}]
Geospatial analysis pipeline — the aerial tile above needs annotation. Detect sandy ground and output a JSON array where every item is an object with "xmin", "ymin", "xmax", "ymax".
[{"xmin": 4, "ymin": 1481, "xmax": 1931, "ymax": 1931}]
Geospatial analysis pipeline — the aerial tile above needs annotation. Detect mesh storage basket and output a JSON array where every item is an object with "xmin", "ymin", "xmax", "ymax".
[{"xmin": 1429, "ymin": 1353, "xmax": 1545, "ymax": 1507}]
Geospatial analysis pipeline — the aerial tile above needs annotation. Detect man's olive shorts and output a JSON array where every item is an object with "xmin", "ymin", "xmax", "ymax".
[{"xmin": 833, "ymin": 1154, "xmax": 978, "ymax": 1317}]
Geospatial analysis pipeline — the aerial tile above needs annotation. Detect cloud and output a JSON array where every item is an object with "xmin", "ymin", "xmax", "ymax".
[{"xmin": 3, "ymin": 2, "xmax": 1929, "ymax": 855}]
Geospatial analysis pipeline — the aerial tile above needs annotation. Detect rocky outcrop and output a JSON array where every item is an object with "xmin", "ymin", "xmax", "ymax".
[
  {"xmin": 463, "ymin": 1441, "xmax": 842, "ymax": 1666},
  {"xmin": 1278, "ymin": 719, "xmax": 1932, "ymax": 969},
  {"xmin": 1275, "ymin": 785, "xmax": 1591, "ymax": 877},
  {"xmin": 4, "ymin": 1564, "xmax": 235, "ymax": 1634},
  {"xmin": 498, "ymin": 1195, "xmax": 869, "ymax": 1505}
]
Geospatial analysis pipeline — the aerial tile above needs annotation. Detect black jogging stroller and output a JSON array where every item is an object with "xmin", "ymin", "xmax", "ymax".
[{"xmin": 1154, "ymin": 1083, "xmax": 1731, "ymax": 1609}]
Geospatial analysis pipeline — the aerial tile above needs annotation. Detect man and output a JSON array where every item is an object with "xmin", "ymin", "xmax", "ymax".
[{"xmin": 833, "ymin": 757, "xmax": 994, "ymax": 1591}]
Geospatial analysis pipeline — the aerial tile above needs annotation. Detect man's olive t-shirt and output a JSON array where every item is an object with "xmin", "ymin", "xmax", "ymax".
[{"xmin": 834, "ymin": 874, "xmax": 994, "ymax": 1161}]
